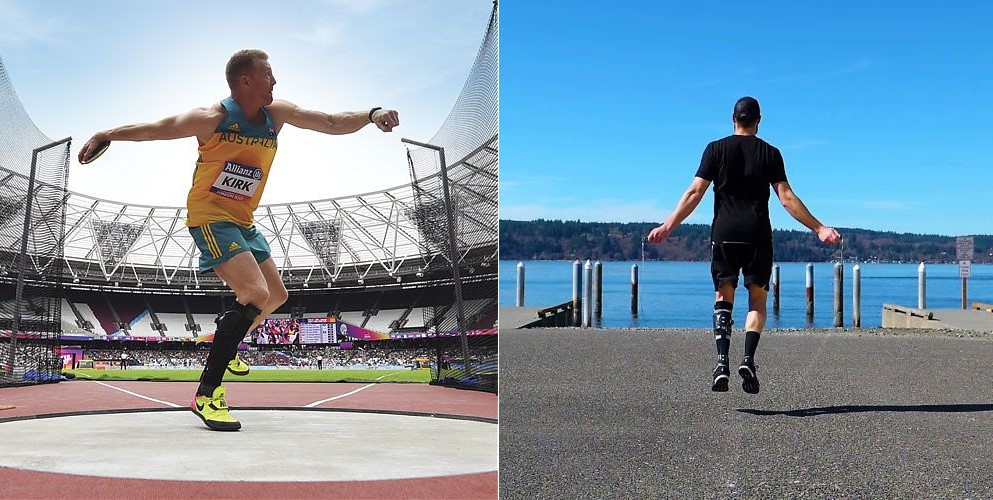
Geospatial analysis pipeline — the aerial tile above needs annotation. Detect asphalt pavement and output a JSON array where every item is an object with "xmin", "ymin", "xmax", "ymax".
[{"xmin": 500, "ymin": 327, "xmax": 993, "ymax": 499}]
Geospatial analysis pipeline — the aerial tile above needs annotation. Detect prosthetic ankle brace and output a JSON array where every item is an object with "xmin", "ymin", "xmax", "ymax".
[
  {"xmin": 713, "ymin": 301, "xmax": 733, "ymax": 340},
  {"xmin": 215, "ymin": 301, "xmax": 262, "ymax": 348},
  {"xmin": 198, "ymin": 302, "xmax": 262, "ymax": 396}
]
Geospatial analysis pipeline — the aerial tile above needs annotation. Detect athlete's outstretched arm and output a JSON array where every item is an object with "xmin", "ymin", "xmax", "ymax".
[
  {"xmin": 269, "ymin": 100, "xmax": 399, "ymax": 135},
  {"xmin": 78, "ymin": 106, "xmax": 221, "ymax": 163},
  {"xmin": 772, "ymin": 181, "xmax": 841, "ymax": 244},
  {"xmin": 646, "ymin": 176, "xmax": 711, "ymax": 244}
]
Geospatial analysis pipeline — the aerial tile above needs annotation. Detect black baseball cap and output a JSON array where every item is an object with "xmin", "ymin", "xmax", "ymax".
[{"xmin": 733, "ymin": 96, "xmax": 761, "ymax": 121}]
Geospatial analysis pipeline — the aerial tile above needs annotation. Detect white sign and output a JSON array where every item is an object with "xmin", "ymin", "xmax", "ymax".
[
  {"xmin": 959, "ymin": 260, "xmax": 972, "ymax": 279},
  {"xmin": 956, "ymin": 236, "xmax": 974, "ymax": 261}
]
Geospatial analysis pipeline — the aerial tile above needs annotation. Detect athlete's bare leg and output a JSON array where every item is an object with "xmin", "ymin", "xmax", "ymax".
[
  {"xmin": 214, "ymin": 256, "xmax": 287, "ymax": 361},
  {"xmin": 195, "ymin": 252, "xmax": 268, "ymax": 396},
  {"xmin": 214, "ymin": 252, "xmax": 270, "ymax": 309},
  {"xmin": 744, "ymin": 285, "xmax": 767, "ymax": 333},
  {"xmin": 715, "ymin": 283, "xmax": 735, "ymax": 306},
  {"xmin": 245, "ymin": 257, "xmax": 289, "ymax": 333}
]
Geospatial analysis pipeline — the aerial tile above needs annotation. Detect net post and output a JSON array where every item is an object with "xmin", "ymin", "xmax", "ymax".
[{"xmin": 401, "ymin": 138, "xmax": 472, "ymax": 378}]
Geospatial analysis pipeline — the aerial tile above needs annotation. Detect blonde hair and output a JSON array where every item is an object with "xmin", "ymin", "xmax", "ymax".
[{"xmin": 225, "ymin": 49, "xmax": 269, "ymax": 90}]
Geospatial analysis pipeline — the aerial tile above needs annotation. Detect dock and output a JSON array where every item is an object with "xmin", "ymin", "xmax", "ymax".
[
  {"xmin": 882, "ymin": 303, "xmax": 993, "ymax": 330},
  {"xmin": 500, "ymin": 301, "xmax": 574, "ymax": 329}
]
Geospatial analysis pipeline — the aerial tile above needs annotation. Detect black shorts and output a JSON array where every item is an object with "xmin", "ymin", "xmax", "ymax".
[{"xmin": 710, "ymin": 241, "xmax": 773, "ymax": 291}]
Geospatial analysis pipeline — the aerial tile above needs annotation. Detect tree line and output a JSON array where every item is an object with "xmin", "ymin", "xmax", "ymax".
[{"xmin": 499, "ymin": 220, "xmax": 993, "ymax": 264}]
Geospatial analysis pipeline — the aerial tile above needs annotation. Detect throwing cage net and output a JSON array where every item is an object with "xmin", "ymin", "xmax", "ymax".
[
  {"xmin": 405, "ymin": 2, "xmax": 498, "ymax": 392},
  {"xmin": 0, "ymin": 54, "xmax": 70, "ymax": 386}
]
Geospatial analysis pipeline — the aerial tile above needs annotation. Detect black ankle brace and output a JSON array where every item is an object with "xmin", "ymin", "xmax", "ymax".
[
  {"xmin": 216, "ymin": 302, "xmax": 262, "ymax": 340},
  {"xmin": 713, "ymin": 301, "xmax": 733, "ymax": 339},
  {"xmin": 198, "ymin": 301, "xmax": 263, "ymax": 396}
]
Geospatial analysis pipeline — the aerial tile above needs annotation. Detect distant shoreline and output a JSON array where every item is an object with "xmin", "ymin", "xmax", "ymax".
[{"xmin": 500, "ymin": 220, "xmax": 993, "ymax": 263}]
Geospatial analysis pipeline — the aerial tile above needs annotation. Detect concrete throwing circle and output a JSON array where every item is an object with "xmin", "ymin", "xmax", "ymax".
[{"xmin": 0, "ymin": 409, "xmax": 497, "ymax": 482}]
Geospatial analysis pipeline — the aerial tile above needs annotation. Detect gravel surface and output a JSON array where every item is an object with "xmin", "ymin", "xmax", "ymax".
[{"xmin": 500, "ymin": 327, "xmax": 993, "ymax": 499}]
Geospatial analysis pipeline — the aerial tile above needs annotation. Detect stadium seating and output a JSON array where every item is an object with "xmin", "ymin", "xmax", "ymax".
[
  {"xmin": 404, "ymin": 308, "xmax": 427, "ymax": 328},
  {"xmin": 190, "ymin": 314, "xmax": 219, "ymax": 336},
  {"xmin": 126, "ymin": 310, "xmax": 160, "ymax": 337},
  {"xmin": 363, "ymin": 309, "xmax": 405, "ymax": 333},
  {"xmin": 72, "ymin": 302, "xmax": 104, "ymax": 335},
  {"xmin": 153, "ymin": 313, "xmax": 191, "ymax": 338},
  {"xmin": 338, "ymin": 311, "xmax": 365, "ymax": 326}
]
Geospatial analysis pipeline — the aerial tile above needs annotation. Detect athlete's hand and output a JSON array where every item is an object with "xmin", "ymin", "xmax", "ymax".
[
  {"xmin": 647, "ymin": 223, "xmax": 671, "ymax": 244},
  {"xmin": 372, "ymin": 109, "xmax": 399, "ymax": 132},
  {"xmin": 78, "ymin": 133, "xmax": 110, "ymax": 164},
  {"xmin": 817, "ymin": 226, "xmax": 841, "ymax": 245}
]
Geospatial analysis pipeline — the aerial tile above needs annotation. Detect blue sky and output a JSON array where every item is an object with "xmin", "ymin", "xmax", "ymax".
[
  {"xmin": 0, "ymin": 0, "xmax": 490, "ymax": 206},
  {"xmin": 501, "ymin": 1, "xmax": 992, "ymax": 236}
]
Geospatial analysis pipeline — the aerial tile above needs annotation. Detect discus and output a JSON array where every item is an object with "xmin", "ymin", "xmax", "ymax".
[{"xmin": 80, "ymin": 141, "xmax": 110, "ymax": 164}]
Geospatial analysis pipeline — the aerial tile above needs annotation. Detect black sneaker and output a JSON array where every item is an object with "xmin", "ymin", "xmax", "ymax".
[
  {"xmin": 712, "ymin": 364, "xmax": 730, "ymax": 392},
  {"xmin": 738, "ymin": 359, "xmax": 759, "ymax": 394}
]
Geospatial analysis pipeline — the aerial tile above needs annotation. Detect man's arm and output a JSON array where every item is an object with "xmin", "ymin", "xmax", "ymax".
[
  {"xmin": 646, "ymin": 176, "xmax": 711, "ymax": 243},
  {"xmin": 78, "ymin": 106, "xmax": 222, "ymax": 163},
  {"xmin": 772, "ymin": 181, "xmax": 841, "ymax": 244},
  {"xmin": 268, "ymin": 100, "xmax": 399, "ymax": 135}
]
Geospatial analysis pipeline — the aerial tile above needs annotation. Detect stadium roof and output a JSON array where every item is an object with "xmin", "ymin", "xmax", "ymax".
[{"xmin": 0, "ymin": 5, "xmax": 498, "ymax": 291}]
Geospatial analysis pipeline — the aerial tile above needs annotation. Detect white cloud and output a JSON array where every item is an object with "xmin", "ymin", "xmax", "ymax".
[{"xmin": 0, "ymin": 0, "xmax": 61, "ymax": 45}]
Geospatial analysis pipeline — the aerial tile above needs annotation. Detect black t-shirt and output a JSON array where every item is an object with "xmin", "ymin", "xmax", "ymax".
[{"xmin": 695, "ymin": 135, "xmax": 787, "ymax": 245}]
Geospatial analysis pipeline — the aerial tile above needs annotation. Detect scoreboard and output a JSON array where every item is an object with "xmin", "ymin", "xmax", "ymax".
[{"xmin": 297, "ymin": 317, "xmax": 338, "ymax": 344}]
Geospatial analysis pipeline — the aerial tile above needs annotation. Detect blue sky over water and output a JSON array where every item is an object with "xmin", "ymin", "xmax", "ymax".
[{"xmin": 502, "ymin": 1, "xmax": 992, "ymax": 236}]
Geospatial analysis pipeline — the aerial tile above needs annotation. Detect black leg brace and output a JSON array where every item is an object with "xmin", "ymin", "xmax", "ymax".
[
  {"xmin": 714, "ymin": 301, "xmax": 733, "ymax": 366},
  {"xmin": 198, "ymin": 301, "xmax": 262, "ymax": 396}
]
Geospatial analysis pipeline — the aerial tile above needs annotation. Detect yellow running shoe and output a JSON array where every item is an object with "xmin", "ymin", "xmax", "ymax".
[
  {"xmin": 226, "ymin": 355, "xmax": 250, "ymax": 376},
  {"xmin": 191, "ymin": 386, "xmax": 241, "ymax": 431}
]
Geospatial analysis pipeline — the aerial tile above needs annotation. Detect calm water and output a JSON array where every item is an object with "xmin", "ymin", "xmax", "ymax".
[{"xmin": 499, "ymin": 261, "xmax": 993, "ymax": 329}]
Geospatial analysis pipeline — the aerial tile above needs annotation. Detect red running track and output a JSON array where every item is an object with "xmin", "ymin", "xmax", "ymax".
[{"xmin": 0, "ymin": 381, "xmax": 498, "ymax": 499}]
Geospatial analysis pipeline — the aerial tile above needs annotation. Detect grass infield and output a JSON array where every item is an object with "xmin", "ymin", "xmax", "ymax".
[{"xmin": 64, "ymin": 368, "xmax": 431, "ymax": 383}]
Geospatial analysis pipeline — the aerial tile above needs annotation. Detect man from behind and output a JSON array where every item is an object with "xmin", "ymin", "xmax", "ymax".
[{"xmin": 647, "ymin": 96, "xmax": 840, "ymax": 394}]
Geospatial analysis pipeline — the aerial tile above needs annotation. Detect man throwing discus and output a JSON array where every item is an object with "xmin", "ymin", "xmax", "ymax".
[{"xmin": 79, "ymin": 49, "xmax": 399, "ymax": 430}]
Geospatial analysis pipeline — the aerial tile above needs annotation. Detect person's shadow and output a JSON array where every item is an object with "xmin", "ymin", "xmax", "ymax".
[{"xmin": 737, "ymin": 403, "xmax": 993, "ymax": 417}]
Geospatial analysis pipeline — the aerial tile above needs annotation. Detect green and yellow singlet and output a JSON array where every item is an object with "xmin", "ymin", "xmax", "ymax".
[{"xmin": 186, "ymin": 96, "xmax": 278, "ymax": 228}]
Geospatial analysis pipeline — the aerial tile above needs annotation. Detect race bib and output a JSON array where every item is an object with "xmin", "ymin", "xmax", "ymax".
[{"xmin": 210, "ymin": 161, "xmax": 264, "ymax": 201}]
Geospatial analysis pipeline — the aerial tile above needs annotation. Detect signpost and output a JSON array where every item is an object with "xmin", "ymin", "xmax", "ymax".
[{"xmin": 957, "ymin": 236, "xmax": 974, "ymax": 309}]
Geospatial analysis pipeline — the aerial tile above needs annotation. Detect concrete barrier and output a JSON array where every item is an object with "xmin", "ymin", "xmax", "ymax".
[
  {"xmin": 882, "ymin": 303, "xmax": 993, "ymax": 330},
  {"xmin": 882, "ymin": 304, "xmax": 934, "ymax": 328}
]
